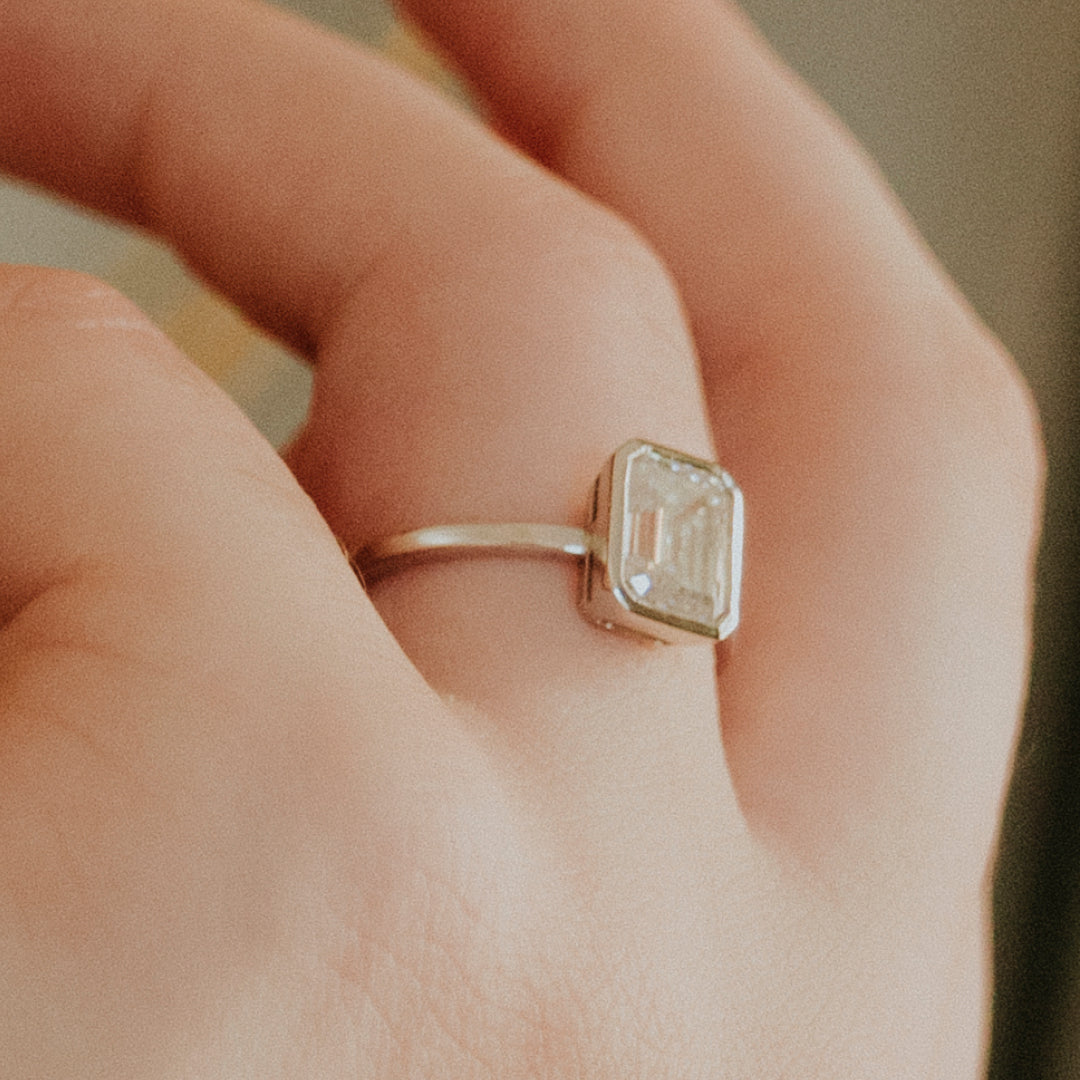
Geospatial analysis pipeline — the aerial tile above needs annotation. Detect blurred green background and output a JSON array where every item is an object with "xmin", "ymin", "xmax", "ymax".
[{"xmin": 1, "ymin": 1, "xmax": 1076, "ymax": 1074}]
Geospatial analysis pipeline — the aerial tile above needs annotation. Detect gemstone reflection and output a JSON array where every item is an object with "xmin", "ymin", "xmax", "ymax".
[{"xmin": 619, "ymin": 446, "xmax": 734, "ymax": 630}]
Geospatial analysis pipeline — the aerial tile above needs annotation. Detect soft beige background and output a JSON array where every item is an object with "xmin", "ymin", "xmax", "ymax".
[{"xmin": 2, "ymin": 1, "xmax": 1077, "ymax": 1075}]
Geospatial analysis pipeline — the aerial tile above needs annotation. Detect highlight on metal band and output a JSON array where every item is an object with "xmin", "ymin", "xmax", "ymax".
[{"xmin": 353, "ymin": 523, "xmax": 603, "ymax": 584}]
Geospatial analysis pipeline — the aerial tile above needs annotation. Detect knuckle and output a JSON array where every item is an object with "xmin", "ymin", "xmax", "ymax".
[
  {"xmin": 523, "ymin": 190, "xmax": 675, "ymax": 297},
  {"xmin": 503, "ymin": 192, "xmax": 693, "ymax": 358},
  {"xmin": 452, "ymin": 176, "xmax": 684, "ymax": 328}
]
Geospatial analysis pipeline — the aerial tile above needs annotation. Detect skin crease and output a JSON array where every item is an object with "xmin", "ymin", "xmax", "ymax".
[{"xmin": 0, "ymin": 0, "xmax": 1042, "ymax": 1077}]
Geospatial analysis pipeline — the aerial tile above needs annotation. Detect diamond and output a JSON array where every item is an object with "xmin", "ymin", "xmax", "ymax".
[
  {"xmin": 621, "ymin": 444, "xmax": 733, "ymax": 624},
  {"xmin": 583, "ymin": 439, "xmax": 742, "ymax": 642}
]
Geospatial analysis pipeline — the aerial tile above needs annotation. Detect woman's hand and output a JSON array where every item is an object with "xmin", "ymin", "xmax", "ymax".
[{"xmin": 0, "ymin": 0, "xmax": 1041, "ymax": 1076}]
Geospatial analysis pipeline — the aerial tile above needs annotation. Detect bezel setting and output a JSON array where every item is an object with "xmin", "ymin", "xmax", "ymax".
[{"xmin": 583, "ymin": 439, "xmax": 743, "ymax": 643}]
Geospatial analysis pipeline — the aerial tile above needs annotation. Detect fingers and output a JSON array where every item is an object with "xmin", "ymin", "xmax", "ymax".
[
  {"xmin": 0, "ymin": 0, "xmax": 703, "ymax": 538},
  {"xmin": 398, "ymin": 0, "xmax": 1043, "ymax": 876},
  {"xmin": 0, "ymin": 0, "xmax": 739, "ymax": 828}
]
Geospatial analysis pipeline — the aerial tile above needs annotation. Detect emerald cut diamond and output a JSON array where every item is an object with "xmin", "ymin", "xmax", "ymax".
[{"xmin": 583, "ymin": 440, "xmax": 742, "ymax": 643}]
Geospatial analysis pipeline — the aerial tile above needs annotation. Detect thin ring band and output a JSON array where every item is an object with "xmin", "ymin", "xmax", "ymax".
[{"xmin": 354, "ymin": 523, "xmax": 606, "ymax": 584}]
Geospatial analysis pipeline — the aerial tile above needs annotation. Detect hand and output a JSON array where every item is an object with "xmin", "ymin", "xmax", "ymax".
[{"xmin": 0, "ymin": 0, "xmax": 1041, "ymax": 1076}]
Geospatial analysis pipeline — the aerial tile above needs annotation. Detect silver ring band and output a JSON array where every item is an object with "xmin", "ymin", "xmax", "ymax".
[{"xmin": 354, "ymin": 523, "xmax": 606, "ymax": 584}]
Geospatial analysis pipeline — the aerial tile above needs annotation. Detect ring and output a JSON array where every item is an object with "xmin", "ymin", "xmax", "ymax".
[{"xmin": 353, "ymin": 439, "xmax": 743, "ymax": 644}]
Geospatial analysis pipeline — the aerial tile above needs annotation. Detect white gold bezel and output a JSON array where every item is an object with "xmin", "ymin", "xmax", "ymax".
[{"xmin": 582, "ymin": 439, "xmax": 743, "ymax": 643}]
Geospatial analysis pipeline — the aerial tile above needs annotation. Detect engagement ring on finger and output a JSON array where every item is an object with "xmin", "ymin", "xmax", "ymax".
[{"xmin": 353, "ymin": 439, "xmax": 743, "ymax": 644}]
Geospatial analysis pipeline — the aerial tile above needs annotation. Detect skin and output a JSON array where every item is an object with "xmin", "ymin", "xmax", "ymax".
[{"xmin": 0, "ymin": 0, "xmax": 1042, "ymax": 1076}]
